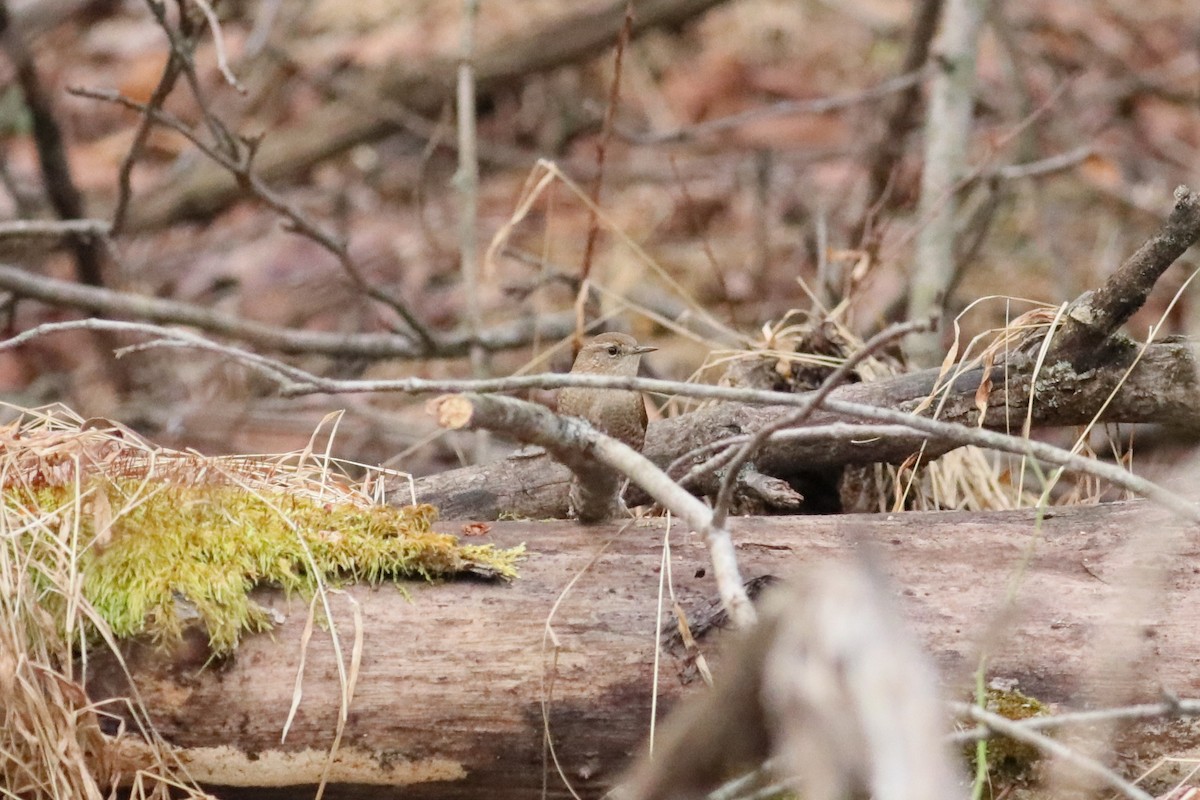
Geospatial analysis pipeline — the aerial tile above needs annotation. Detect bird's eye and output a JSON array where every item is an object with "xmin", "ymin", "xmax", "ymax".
[{"xmin": 606, "ymin": 345, "xmax": 620, "ymax": 356}]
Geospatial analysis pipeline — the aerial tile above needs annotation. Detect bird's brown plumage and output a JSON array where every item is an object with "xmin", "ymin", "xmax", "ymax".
[
  {"xmin": 557, "ymin": 333, "xmax": 656, "ymax": 523},
  {"xmin": 557, "ymin": 332, "xmax": 655, "ymax": 451}
]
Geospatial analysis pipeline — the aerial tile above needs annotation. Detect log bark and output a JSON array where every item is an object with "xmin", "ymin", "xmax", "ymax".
[
  {"xmin": 406, "ymin": 340, "xmax": 1200, "ymax": 519},
  {"xmin": 87, "ymin": 501, "xmax": 1200, "ymax": 799}
]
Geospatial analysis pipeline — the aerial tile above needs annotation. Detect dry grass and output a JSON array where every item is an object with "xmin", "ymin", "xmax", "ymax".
[{"xmin": 0, "ymin": 402, "xmax": 519, "ymax": 799}]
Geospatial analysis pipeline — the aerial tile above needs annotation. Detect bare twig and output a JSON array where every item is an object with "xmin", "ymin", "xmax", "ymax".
[
  {"xmin": 949, "ymin": 696, "xmax": 1200, "ymax": 745},
  {"xmin": 0, "ymin": 266, "xmax": 581, "ymax": 358},
  {"xmin": 455, "ymin": 0, "xmax": 481, "ymax": 351},
  {"xmin": 624, "ymin": 68, "xmax": 931, "ymax": 146},
  {"xmin": 852, "ymin": 0, "xmax": 945, "ymax": 243},
  {"xmin": 70, "ymin": 85, "xmax": 438, "ymax": 350},
  {"xmin": 111, "ymin": 53, "xmax": 184, "ymax": 236},
  {"xmin": 669, "ymin": 423, "xmax": 921, "ymax": 491},
  {"xmin": 123, "ymin": 0, "xmax": 734, "ymax": 232},
  {"xmin": 711, "ymin": 318, "xmax": 934, "ymax": 527},
  {"xmin": 952, "ymin": 702, "xmax": 1154, "ymax": 800},
  {"xmin": 10, "ymin": 316, "xmax": 1199, "ymax": 524},
  {"xmin": 817, "ymin": 395, "xmax": 1200, "ymax": 522},
  {"xmin": 751, "ymin": 149, "xmax": 772, "ymax": 295},
  {"xmin": 3, "ymin": 315, "xmax": 1198, "ymax": 528},
  {"xmin": 665, "ymin": 157, "xmax": 739, "ymax": 317},
  {"xmin": 0, "ymin": 0, "xmax": 105, "ymax": 286},
  {"xmin": 575, "ymin": 0, "xmax": 634, "ymax": 344},
  {"xmin": 143, "ymin": 0, "xmax": 235, "ymax": 154},
  {"xmin": 0, "ymin": 219, "xmax": 111, "ymax": 257},
  {"xmin": 455, "ymin": 0, "xmax": 487, "ymax": 462},
  {"xmin": 502, "ymin": 245, "xmax": 747, "ymax": 346},
  {"xmin": 987, "ymin": 144, "xmax": 1093, "ymax": 180},
  {"xmin": 882, "ymin": 77, "xmax": 1072, "ymax": 266},
  {"xmin": 430, "ymin": 392, "xmax": 756, "ymax": 627},
  {"xmin": 187, "ymin": 0, "xmax": 244, "ymax": 92}
]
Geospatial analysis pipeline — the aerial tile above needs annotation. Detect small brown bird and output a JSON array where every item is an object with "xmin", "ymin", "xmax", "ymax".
[
  {"xmin": 558, "ymin": 332, "xmax": 656, "ymax": 522},
  {"xmin": 557, "ymin": 332, "xmax": 656, "ymax": 451}
]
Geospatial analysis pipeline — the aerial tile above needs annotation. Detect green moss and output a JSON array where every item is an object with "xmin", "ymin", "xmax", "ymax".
[
  {"xmin": 11, "ymin": 479, "xmax": 522, "ymax": 654},
  {"xmin": 969, "ymin": 687, "xmax": 1051, "ymax": 784}
]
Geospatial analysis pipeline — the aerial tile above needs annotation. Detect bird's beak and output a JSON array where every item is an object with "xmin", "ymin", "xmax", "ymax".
[{"xmin": 632, "ymin": 345, "xmax": 657, "ymax": 355}]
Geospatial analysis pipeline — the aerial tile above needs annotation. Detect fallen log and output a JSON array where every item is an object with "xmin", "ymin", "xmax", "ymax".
[
  {"xmin": 87, "ymin": 501, "xmax": 1200, "ymax": 799},
  {"xmin": 410, "ymin": 187, "xmax": 1200, "ymax": 520},
  {"xmin": 406, "ymin": 340, "xmax": 1200, "ymax": 519}
]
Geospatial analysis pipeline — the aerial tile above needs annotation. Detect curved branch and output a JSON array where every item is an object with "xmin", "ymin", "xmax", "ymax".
[
  {"xmin": 1051, "ymin": 185, "xmax": 1200, "ymax": 366},
  {"xmin": 429, "ymin": 392, "xmax": 756, "ymax": 628}
]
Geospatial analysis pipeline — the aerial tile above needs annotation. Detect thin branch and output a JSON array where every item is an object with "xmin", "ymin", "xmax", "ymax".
[
  {"xmin": 987, "ymin": 144, "xmax": 1093, "ymax": 181},
  {"xmin": 123, "ymin": 0, "xmax": 734, "ymax": 232},
  {"xmin": 455, "ymin": 0, "xmax": 482, "ymax": 357},
  {"xmin": 430, "ymin": 393, "xmax": 756, "ymax": 628},
  {"xmin": 187, "ymin": 0, "xmax": 244, "ymax": 92},
  {"xmin": 948, "ymin": 696, "xmax": 1200, "ymax": 745},
  {"xmin": 881, "ymin": 77, "xmax": 1073, "ymax": 266},
  {"xmin": 0, "ymin": 219, "xmax": 111, "ymax": 256},
  {"xmin": 575, "ymin": 0, "xmax": 634, "ymax": 343},
  {"xmin": 951, "ymin": 702, "xmax": 1154, "ymax": 800},
  {"xmin": 817, "ymin": 395, "xmax": 1200, "ymax": 522},
  {"xmin": 711, "ymin": 318, "xmax": 933, "ymax": 527},
  {"xmin": 0, "ymin": 0, "xmax": 105, "ymax": 286},
  {"xmin": 852, "ymin": 0, "xmax": 944, "ymax": 243},
  {"xmin": 669, "ymin": 423, "xmax": 921, "ymax": 490},
  {"xmin": 9, "ymin": 316, "xmax": 1199, "ymax": 524},
  {"xmin": 0, "ymin": 266, "xmax": 581, "ymax": 359},
  {"xmin": 707, "ymin": 697, "xmax": 1200, "ymax": 800},
  {"xmin": 145, "ymin": 0, "xmax": 235, "ymax": 154},
  {"xmin": 624, "ymin": 67, "xmax": 931, "ymax": 146},
  {"xmin": 455, "ymin": 0, "xmax": 487, "ymax": 462},
  {"xmin": 111, "ymin": 53, "xmax": 185, "ymax": 236},
  {"xmin": 70, "ymin": 87, "xmax": 439, "ymax": 352}
]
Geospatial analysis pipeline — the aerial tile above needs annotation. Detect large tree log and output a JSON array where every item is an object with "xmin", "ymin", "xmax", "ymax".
[
  {"xmin": 407, "ymin": 340, "xmax": 1200, "ymax": 519},
  {"xmin": 88, "ymin": 501, "xmax": 1200, "ymax": 799}
]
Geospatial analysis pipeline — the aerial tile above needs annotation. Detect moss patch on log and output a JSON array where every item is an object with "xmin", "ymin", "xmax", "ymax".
[
  {"xmin": 969, "ymin": 686, "xmax": 1051, "ymax": 786},
  {"xmin": 12, "ymin": 478, "xmax": 523, "ymax": 654}
]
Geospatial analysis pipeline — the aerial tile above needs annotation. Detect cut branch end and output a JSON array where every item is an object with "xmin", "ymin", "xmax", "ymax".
[{"xmin": 428, "ymin": 395, "xmax": 474, "ymax": 429}]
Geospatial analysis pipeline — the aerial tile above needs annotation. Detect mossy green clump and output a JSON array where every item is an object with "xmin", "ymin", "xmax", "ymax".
[
  {"xmin": 970, "ymin": 686, "xmax": 1051, "ymax": 781},
  {"xmin": 11, "ymin": 478, "xmax": 523, "ymax": 654}
]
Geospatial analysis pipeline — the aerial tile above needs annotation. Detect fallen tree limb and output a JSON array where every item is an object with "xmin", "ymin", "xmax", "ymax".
[
  {"xmin": 12, "ymin": 178, "xmax": 1196, "ymax": 522},
  {"xmin": 1051, "ymin": 186, "xmax": 1200, "ymax": 367},
  {"xmin": 0, "ymin": 265, "xmax": 583, "ymax": 358},
  {"xmin": 430, "ymin": 392, "xmax": 755, "ymax": 625},
  {"xmin": 407, "ymin": 340, "xmax": 1200, "ymax": 518},
  {"xmin": 86, "ymin": 502, "xmax": 1200, "ymax": 799}
]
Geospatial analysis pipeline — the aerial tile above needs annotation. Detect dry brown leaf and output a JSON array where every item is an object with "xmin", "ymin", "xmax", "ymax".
[
  {"xmin": 974, "ymin": 349, "xmax": 995, "ymax": 428},
  {"xmin": 461, "ymin": 522, "xmax": 492, "ymax": 537}
]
